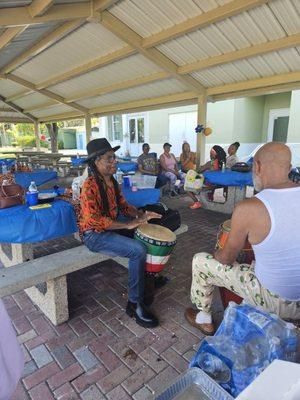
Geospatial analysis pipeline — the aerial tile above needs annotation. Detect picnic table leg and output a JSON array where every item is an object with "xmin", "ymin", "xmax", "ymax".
[
  {"xmin": 198, "ymin": 186, "xmax": 246, "ymax": 214},
  {"xmin": 0, "ymin": 243, "xmax": 33, "ymax": 267},
  {"xmin": 25, "ymin": 276, "xmax": 69, "ymax": 325}
]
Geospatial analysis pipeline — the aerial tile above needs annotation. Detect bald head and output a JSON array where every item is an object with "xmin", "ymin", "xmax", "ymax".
[
  {"xmin": 254, "ymin": 142, "xmax": 291, "ymax": 168},
  {"xmin": 253, "ymin": 142, "xmax": 292, "ymax": 191}
]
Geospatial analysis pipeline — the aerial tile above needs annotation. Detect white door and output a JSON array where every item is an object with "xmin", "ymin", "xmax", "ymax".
[
  {"xmin": 127, "ymin": 114, "xmax": 147, "ymax": 156},
  {"xmin": 169, "ymin": 112, "xmax": 197, "ymax": 157},
  {"xmin": 267, "ymin": 108, "xmax": 290, "ymax": 143}
]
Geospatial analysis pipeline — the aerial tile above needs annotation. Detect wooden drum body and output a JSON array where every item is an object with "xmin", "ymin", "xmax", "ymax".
[
  {"xmin": 216, "ymin": 219, "xmax": 255, "ymax": 307},
  {"xmin": 134, "ymin": 224, "xmax": 176, "ymax": 273}
]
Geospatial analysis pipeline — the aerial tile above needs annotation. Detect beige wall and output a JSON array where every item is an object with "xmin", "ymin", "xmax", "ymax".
[
  {"xmin": 232, "ymin": 97, "xmax": 264, "ymax": 143},
  {"xmin": 287, "ymin": 90, "xmax": 300, "ymax": 143},
  {"xmin": 206, "ymin": 100, "xmax": 235, "ymax": 144},
  {"xmin": 261, "ymin": 92, "xmax": 291, "ymax": 140}
]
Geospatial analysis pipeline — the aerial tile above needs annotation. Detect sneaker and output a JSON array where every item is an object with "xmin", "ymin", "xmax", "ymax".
[{"xmin": 189, "ymin": 201, "xmax": 202, "ymax": 209}]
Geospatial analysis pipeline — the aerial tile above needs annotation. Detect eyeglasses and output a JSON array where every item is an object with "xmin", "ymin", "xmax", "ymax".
[{"xmin": 101, "ymin": 155, "xmax": 116, "ymax": 163}]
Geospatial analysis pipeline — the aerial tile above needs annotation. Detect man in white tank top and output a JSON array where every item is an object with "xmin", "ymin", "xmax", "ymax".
[{"xmin": 185, "ymin": 142, "xmax": 300, "ymax": 335}]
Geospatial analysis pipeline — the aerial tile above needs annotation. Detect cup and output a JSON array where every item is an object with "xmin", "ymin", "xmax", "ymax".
[
  {"xmin": 26, "ymin": 191, "xmax": 39, "ymax": 206},
  {"xmin": 131, "ymin": 184, "xmax": 138, "ymax": 192},
  {"xmin": 123, "ymin": 176, "xmax": 131, "ymax": 188}
]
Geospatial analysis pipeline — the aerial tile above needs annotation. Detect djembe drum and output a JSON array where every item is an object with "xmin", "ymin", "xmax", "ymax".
[
  {"xmin": 134, "ymin": 224, "xmax": 176, "ymax": 273},
  {"xmin": 216, "ymin": 219, "xmax": 255, "ymax": 308}
]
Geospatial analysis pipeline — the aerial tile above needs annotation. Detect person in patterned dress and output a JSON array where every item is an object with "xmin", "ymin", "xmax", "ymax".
[{"xmin": 185, "ymin": 142, "xmax": 300, "ymax": 335}]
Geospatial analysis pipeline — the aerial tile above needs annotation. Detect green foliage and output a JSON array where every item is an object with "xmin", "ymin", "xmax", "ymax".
[
  {"xmin": 58, "ymin": 140, "xmax": 64, "ymax": 150},
  {"xmin": 15, "ymin": 134, "xmax": 36, "ymax": 148}
]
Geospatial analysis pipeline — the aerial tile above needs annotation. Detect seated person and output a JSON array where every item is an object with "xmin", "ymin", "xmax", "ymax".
[
  {"xmin": 160, "ymin": 142, "xmax": 184, "ymax": 197},
  {"xmin": 190, "ymin": 145, "xmax": 227, "ymax": 207},
  {"xmin": 226, "ymin": 141, "xmax": 240, "ymax": 169},
  {"xmin": 180, "ymin": 142, "xmax": 196, "ymax": 173},
  {"xmin": 137, "ymin": 143, "xmax": 168, "ymax": 188},
  {"xmin": 79, "ymin": 138, "xmax": 161, "ymax": 328},
  {"xmin": 185, "ymin": 142, "xmax": 300, "ymax": 335}
]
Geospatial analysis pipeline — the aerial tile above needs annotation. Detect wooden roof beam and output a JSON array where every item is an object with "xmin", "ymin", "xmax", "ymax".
[
  {"xmin": 93, "ymin": 0, "xmax": 120, "ymax": 12},
  {"xmin": 6, "ymin": 74, "xmax": 88, "ymax": 114},
  {"xmin": 0, "ymin": 3, "xmax": 90, "ymax": 27},
  {"xmin": 212, "ymin": 81, "xmax": 300, "ymax": 102},
  {"xmin": 142, "ymin": 0, "xmax": 269, "ymax": 49},
  {"xmin": 100, "ymin": 11, "xmax": 206, "ymax": 94},
  {"xmin": 66, "ymin": 71, "xmax": 171, "ymax": 102},
  {"xmin": 6, "ymin": 90, "xmax": 33, "ymax": 102},
  {"xmin": 36, "ymin": 46, "xmax": 136, "ymax": 89},
  {"xmin": 207, "ymin": 71, "xmax": 300, "ymax": 96},
  {"xmin": 0, "ymin": 117, "xmax": 33, "ymax": 123},
  {"xmin": 1, "ymin": 20, "xmax": 84, "ymax": 74},
  {"xmin": 0, "ymin": 94, "xmax": 37, "ymax": 122},
  {"xmin": 0, "ymin": 27, "xmax": 27, "ymax": 51},
  {"xmin": 28, "ymin": 0, "xmax": 54, "ymax": 17},
  {"xmin": 178, "ymin": 32, "xmax": 300, "ymax": 75}
]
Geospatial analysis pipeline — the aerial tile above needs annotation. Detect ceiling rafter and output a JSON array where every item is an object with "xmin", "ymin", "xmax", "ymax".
[
  {"xmin": 5, "ymin": 74, "xmax": 88, "ymax": 114},
  {"xmin": 100, "ymin": 11, "xmax": 206, "ymax": 94},
  {"xmin": 0, "ymin": 3, "xmax": 90, "ymax": 27},
  {"xmin": 0, "ymin": 94, "xmax": 37, "ymax": 122},
  {"xmin": 66, "ymin": 71, "xmax": 171, "ymax": 103},
  {"xmin": 28, "ymin": 0, "xmax": 55, "ymax": 17},
  {"xmin": 178, "ymin": 32, "xmax": 300, "ymax": 75},
  {"xmin": 93, "ymin": 0, "xmax": 120, "ymax": 12},
  {"xmin": 6, "ymin": 90, "xmax": 33, "ymax": 103},
  {"xmin": 36, "ymin": 46, "xmax": 136, "ymax": 89},
  {"xmin": 1, "ymin": 19, "xmax": 84, "ymax": 74},
  {"xmin": 212, "ymin": 81, "xmax": 300, "ymax": 101},
  {"xmin": 0, "ymin": 27, "xmax": 28, "ymax": 51},
  {"xmin": 25, "ymin": 71, "xmax": 171, "ymax": 111},
  {"xmin": 142, "ymin": 0, "xmax": 269, "ymax": 49},
  {"xmin": 37, "ymin": 91, "xmax": 197, "ymax": 122},
  {"xmin": 0, "ymin": 117, "xmax": 33, "ymax": 123},
  {"xmin": 207, "ymin": 71, "xmax": 300, "ymax": 96}
]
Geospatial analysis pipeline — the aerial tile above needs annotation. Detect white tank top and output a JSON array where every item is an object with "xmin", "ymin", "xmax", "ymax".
[{"xmin": 253, "ymin": 187, "xmax": 300, "ymax": 300}]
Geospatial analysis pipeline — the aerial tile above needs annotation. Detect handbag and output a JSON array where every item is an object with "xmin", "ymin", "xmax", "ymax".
[
  {"xmin": 231, "ymin": 162, "xmax": 251, "ymax": 173},
  {"xmin": 0, "ymin": 183, "xmax": 24, "ymax": 209}
]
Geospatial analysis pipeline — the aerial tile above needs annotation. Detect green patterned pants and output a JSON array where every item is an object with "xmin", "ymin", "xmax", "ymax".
[{"xmin": 191, "ymin": 252, "xmax": 300, "ymax": 320}]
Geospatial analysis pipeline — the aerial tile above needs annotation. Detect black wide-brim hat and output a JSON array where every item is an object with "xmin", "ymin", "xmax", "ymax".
[{"xmin": 84, "ymin": 138, "xmax": 120, "ymax": 162}]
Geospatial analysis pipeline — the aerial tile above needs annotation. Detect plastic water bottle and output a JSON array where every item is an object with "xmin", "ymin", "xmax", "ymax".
[
  {"xmin": 71, "ymin": 179, "xmax": 80, "ymax": 201},
  {"xmin": 116, "ymin": 168, "xmax": 122, "ymax": 184},
  {"xmin": 28, "ymin": 181, "xmax": 38, "ymax": 192},
  {"xmin": 285, "ymin": 323, "xmax": 297, "ymax": 362},
  {"xmin": 198, "ymin": 351, "xmax": 231, "ymax": 384},
  {"xmin": 222, "ymin": 162, "xmax": 226, "ymax": 173},
  {"xmin": 223, "ymin": 302, "xmax": 238, "ymax": 334}
]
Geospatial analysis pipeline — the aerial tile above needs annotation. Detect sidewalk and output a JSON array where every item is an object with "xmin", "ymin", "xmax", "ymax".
[{"xmin": 7, "ymin": 195, "xmax": 228, "ymax": 399}]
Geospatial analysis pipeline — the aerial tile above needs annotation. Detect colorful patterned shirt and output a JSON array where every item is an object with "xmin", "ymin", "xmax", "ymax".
[{"xmin": 79, "ymin": 176, "xmax": 134, "ymax": 233}]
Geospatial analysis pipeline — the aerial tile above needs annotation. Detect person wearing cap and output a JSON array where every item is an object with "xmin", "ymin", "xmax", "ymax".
[
  {"xmin": 159, "ymin": 142, "xmax": 184, "ymax": 196},
  {"xmin": 79, "ymin": 138, "xmax": 161, "ymax": 328},
  {"xmin": 137, "ymin": 143, "xmax": 169, "ymax": 188}
]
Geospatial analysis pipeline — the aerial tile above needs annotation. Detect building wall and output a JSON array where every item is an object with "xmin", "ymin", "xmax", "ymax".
[
  {"xmin": 261, "ymin": 92, "xmax": 291, "ymax": 140},
  {"xmin": 287, "ymin": 90, "xmax": 300, "ymax": 166}
]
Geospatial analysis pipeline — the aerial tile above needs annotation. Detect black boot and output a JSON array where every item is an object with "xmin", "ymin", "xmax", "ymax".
[
  {"xmin": 144, "ymin": 274, "xmax": 155, "ymax": 306},
  {"xmin": 126, "ymin": 301, "xmax": 159, "ymax": 328}
]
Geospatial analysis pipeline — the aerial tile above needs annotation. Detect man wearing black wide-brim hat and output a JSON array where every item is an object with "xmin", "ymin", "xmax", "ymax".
[{"xmin": 79, "ymin": 138, "xmax": 161, "ymax": 328}]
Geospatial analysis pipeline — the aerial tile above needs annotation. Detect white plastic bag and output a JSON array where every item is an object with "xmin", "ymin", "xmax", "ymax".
[
  {"xmin": 184, "ymin": 170, "xmax": 204, "ymax": 193},
  {"xmin": 0, "ymin": 299, "xmax": 24, "ymax": 400}
]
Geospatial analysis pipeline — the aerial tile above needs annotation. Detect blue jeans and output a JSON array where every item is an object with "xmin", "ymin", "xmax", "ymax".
[{"xmin": 83, "ymin": 230, "xmax": 147, "ymax": 303}]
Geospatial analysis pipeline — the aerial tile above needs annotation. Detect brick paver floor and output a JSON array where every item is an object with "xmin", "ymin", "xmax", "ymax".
[{"xmin": 5, "ymin": 194, "xmax": 229, "ymax": 399}]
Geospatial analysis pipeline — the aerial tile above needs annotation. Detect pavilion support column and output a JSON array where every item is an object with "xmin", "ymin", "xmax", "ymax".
[
  {"xmin": 85, "ymin": 114, "xmax": 92, "ymax": 145},
  {"xmin": 33, "ymin": 121, "xmax": 41, "ymax": 151},
  {"xmin": 196, "ymin": 95, "xmax": 207, "ymax": 169}
]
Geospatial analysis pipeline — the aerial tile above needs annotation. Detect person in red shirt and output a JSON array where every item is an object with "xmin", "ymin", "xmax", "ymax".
[{"xmin": 80, "ymin": 138, "xmax": 161, "ymax": 328}]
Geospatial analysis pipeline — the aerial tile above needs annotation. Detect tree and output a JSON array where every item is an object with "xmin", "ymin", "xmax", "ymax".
[{"xmin": 46, "ymin": 123, "xmax": 59, "ymax": 153}]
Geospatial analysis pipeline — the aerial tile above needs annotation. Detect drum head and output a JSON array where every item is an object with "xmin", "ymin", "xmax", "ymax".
[
  {"xmin": 222, "ymin": 220, "xmax": 231, "ymax": 232},
  {"xmin": 137, "ymin": 224, "xmax": 176, "ymax": 242}
]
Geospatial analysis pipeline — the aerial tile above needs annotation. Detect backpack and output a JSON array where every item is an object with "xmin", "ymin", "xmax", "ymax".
[{"xmin": 140, "ymin": 202, "xmax": 181, "ymax": 232}]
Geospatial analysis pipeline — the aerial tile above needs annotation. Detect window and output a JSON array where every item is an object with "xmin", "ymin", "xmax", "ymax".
[{"xmin": 107, "ymin": 115, "xmax": 123, "ymax": 141}]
